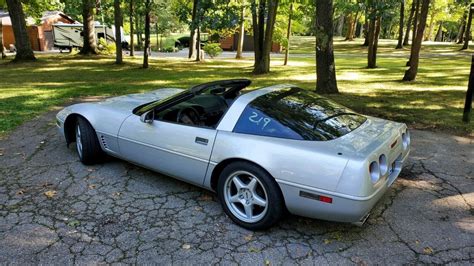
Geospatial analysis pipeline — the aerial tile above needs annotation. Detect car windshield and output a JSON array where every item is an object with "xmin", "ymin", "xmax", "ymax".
[{"xmin": 233, "ymin": 87, "xmax": 367, "ymax": 141}]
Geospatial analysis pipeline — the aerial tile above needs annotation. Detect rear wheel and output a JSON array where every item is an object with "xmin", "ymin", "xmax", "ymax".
[
  {"xmin": 217, "ymin": 162, "xmax": 284, "ymax": 230},
  {"xmin": 75, "ymin": 117, "xmax": 105, "ymax": 165}
]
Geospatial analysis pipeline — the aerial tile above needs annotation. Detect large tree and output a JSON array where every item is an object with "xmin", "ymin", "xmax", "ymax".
[
  {"xmin": 0, "ymin": 14, "xmax": 5, "ymax": 59},
  {"xmin": 403, "ymin": 0, "xmax": 416, "ymax": 45},
  {"xmin": 236, "ymin": 3, "xmax": 245, "ymax": 59},
  {"xmin": 283, "ymin": 1, "xmax": 293, "ymax": 65},
  {"xmin": 114, "ymin": 0, "xmax": 123, "ymax": 64},
  {"xmin": 5, "ymin": 0, "xmax": 35, "ymax": 61},
  {"xmin": 188, "ymin": 0, "xmax": 198, "ymax": 59},
  {"xmin": 129, "ymin": 0, "xmax": 135, "ymax": 56},
  {"xmin": 251, "ymin": 0, "xmax": 279, "ymax": 74},
  {"xmin": 367, "ymin": 15, "xmax": 381, "ymax": 68},
  {"xmin": 463, "ymin": 55, "xmax": 473, "ymax": 123},
  {"xmin": 315, "ymin": 0, "xmax": 338, "ymax": 94},
  {"xmin": 461, "ymin": 3, "xmax": 473, "ymax": 50},
  {"xmin": 143, "ymin": 0, "xmax": 151, "ymax": 68},
  {"xmin": 79, "ymin": 0, "xmax": 98, "ymax": 55},
  {"xmin": 403, "ymin": 0, "xmax": 430, "ymax": 81},
  {"xmin": 396, "ymin": 0, "xmax": 405, "ymax": 49}
]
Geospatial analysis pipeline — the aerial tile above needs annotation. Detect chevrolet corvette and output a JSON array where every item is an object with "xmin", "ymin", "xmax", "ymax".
[{"xmin": 56, "ymin": 79, "xmax": 410, "ymax": 230}]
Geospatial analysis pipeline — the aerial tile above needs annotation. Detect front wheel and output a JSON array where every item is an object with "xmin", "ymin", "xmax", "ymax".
[
  {"xmin": 75, "ymin": 117, "xmax": 105, "ymax": 165},
  {"xmin": 217, "ymin": 162, "xmax": 285, "ymax": 230}
]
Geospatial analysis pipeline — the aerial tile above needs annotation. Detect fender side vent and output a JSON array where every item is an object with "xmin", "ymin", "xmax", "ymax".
[{"xmin": 100, "ymin": 135, "xmax": 109, "ymax": 149}]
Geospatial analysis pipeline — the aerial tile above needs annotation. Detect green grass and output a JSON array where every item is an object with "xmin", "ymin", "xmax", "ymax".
[
  {"xmin": 0, "ymin": 42, "xmax": 472, "ymax": 138},
  {"xmin": 290, "ymin": 36, "xmax": 474, "ymax": 56}
]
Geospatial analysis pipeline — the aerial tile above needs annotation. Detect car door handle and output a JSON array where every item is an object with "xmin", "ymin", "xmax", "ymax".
[{"xmin": 195, "ymin": 137, "xmax": 208, "ymax": 145}]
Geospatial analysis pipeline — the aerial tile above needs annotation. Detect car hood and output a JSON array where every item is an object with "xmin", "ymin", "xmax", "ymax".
[{"xmin": 95, "ymin": 88, "xmax": 184, "ymax": 113}]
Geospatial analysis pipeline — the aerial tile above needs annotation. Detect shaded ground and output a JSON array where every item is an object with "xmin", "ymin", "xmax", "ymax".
[{"xmin": 0, "ymin": 109, "xmax": 472, "ymax": 264}]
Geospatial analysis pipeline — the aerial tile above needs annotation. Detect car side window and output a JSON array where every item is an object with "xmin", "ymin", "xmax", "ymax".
[{"xmin": 233, "ymin": 105, "xmax": 305, "ymax": 140}]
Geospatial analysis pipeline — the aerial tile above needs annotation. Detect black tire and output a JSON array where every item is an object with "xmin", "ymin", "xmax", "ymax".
[
  {"xmin": 217, "ymin": 161, "xmax": 284, "ymax": 230},
  {"xmin": 75, "ymin": 117, "xmax": 105, "ymax": 165}
]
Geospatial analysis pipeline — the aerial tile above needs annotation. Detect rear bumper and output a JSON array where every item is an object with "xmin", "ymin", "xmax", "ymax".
[{"xmin": 278, "ymin": 150, "xmax": 409, "ymax": 224}]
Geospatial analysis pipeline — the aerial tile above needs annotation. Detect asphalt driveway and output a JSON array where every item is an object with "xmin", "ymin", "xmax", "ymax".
[{"xmin": 0, "ymin": 109, "xmax": 473, "ymax": 264}]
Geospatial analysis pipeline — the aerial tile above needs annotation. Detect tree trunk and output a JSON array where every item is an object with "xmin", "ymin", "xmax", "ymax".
[
  {"xmin": 129, "ymin": 0, "xmax": 134, "ymax": 56},
  {"xmin": 403, "ymin": 0, "xmax": 430, "ymax": 81},
  {"xmin": 368, "ymin": 16, "xmax": 381, "ymax": 68},
  {"xmin": 396, "ymin": 0, "xmax": 405, "ymax": 49},
  {"xmin": 283, "ymin": 2, "xmax": 293, "ymax": 65},
  {"xmin": 463, "ymin": 55, "xmax": 473, "ymax": 123},
  {"xmin": 403, "ymin": 0, "xmax": 416, "ymax": 45},
  {"xmin": 456, "ymin": 11, "xmax": 467, "ymax": 44},
  {"xmin": 315, "ymin": 0, "xmax": 338, "ymax": 94},
  {"xmin": 143, "ymin": 0, "xmax": 150, "ymax": 68},
  {"xmin": 136, "ymin": 13, "xmax": 142, "ymax": 49},
  {"xmin": 252, "ymin": 0, "xmax": 279, "ymax": 75},
  {"xmin": 335, "ymin": 15, "xmax": 344, "ymax": 37},
  {"xmin": 412, "ymin": 0, "xmax": 420, "ymax": 43},
  {"xmin": 435, "ymin": 21, "xmax": 443, "ymax": 41},
  {"xmin": 425, "ymin": 8, "xmax": 435, "ymax": 41},
  {"xmin": 189, "ymin": 0, "xmax": 199, "ymax": 59},
  {"xmin": 79, "ymin": 0, "xmax": 98, "ymax": 55},
  {"xmin": 236, "ymin": 4, "xmax": 245, "ymax": 59},
  {"xmin": 195, "ymin": 26, "xmax": 202, "ymax": 61},
  {"xmin": 0, "ymin": 18, "xmax": 6, "ymax": 59},
  {"xmin": 114, "ymin": 0, "xmax": 123, "ymax": 64},
  {"xmin": 345, "ymin": 13, "xmax": 354, "ymax": 41},
  {"xmin": 6, "ymin": 0, "xmax": 35, "ymax": 61},
  {"xmin": 362, "ymin": 19, "xmax": 369, "ymax": 46},
  {"xmin": 461, "ymin": 4, "xmax": 473, "ymax": 50}
]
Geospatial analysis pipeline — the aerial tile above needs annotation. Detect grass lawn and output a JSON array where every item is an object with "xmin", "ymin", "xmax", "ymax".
[{"xmin": 0, "ymin": 41, "xmax": 472, "ymax": 138}]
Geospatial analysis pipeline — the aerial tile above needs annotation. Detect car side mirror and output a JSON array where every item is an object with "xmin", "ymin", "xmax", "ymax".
[{"xmin": 140, "ymin": 110, "xmax": 154, "ymax": 124}]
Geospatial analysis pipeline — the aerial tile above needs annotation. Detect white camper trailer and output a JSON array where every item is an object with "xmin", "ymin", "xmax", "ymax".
[{"xmin": 52, "ymin": 23, "xmax": 125, "ymax": 51}]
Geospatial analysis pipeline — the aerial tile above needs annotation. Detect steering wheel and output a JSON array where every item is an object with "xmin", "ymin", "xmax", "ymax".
[{"xmin": 177, "ymin": 107, "xmax": 201, "ymax": 125}]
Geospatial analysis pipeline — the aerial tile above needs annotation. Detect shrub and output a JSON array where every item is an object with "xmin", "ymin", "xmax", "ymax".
[
  {"xmin": 97, "ymin": 38, "xmax": 116, "ymax": 55},
  {"xmin": 203, "ymin": 43, "xmax": 222, "ymax": 59},
  {"xmin": 163, "ymin": 46, "xmax": 178, "ymax": 53}
]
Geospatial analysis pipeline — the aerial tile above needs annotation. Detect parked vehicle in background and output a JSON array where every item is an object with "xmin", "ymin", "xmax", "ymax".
[{"xmin": 53, "ymin": 23, "xmax": 127, "ymax": 52}]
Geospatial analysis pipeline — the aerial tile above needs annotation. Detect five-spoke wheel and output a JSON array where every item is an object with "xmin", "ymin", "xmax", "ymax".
[{"xmin": 217, "ymin": 161, "xmax": 284, "ymax": 230}]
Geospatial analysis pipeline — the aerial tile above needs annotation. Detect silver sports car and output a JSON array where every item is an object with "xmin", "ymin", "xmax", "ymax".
[{"xmin": 56, "ymin": 79, "xmax": 410, "ymax": 230}]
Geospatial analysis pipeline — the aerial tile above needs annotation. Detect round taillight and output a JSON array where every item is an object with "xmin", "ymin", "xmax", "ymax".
[
  {"xmin": 379, "ymin": 154, "xmax": 388, "ymax": 175},
  {"xmin": 402, "ymin": 130, "xmax": 410, "ymax": 150},
  {"xmin": 369, "ymin": 161, "xmax": 380, "ymax": 183}
]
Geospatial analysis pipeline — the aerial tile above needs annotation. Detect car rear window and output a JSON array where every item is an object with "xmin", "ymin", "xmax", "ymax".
[{"xmin": 233, "ymin": 87, "xmax": 367, "ymax": 141}]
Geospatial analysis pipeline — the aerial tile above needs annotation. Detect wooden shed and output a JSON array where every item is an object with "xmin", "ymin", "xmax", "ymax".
[{"xmin": 1, "ymin": 11, "xmax": 76, "ymax": 51}]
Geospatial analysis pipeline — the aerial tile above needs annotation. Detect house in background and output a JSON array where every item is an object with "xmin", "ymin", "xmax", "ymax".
[
  {"xmin": 1, "ymin": 11, "xmax": 77, "ymax": 51},
  {"xmin": 219, "ymin": 32, "xmax": 282, "ymax": 53}
]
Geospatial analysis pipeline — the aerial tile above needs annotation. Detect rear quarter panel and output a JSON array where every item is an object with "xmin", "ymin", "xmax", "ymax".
[{"xmin": 207, "ymin": 131, "xmax": 349, "ymax": 193}]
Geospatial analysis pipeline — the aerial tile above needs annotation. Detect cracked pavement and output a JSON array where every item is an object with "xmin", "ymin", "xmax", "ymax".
[{"xmin": 0, "ymin": 110, "xmax": 473, "ymax": 264}]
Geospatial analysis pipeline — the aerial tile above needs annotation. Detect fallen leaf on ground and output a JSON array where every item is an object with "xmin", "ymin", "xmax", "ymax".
[
  {"xmin": 248, "ymin": 247, "xmax": 260, "ymax": 253},
  {"xmin": 44, "ymin": 190, "xmax": 57, "ymax": 198},
  {"xmin": 264, "ymin": 259, "xmax": 271, "ymax": 265},
  {"xmin": 323, "ymin": 239, "xmax": 332, "ymax": 244},
  {"xmin": 423, "ymin": 247, "xmax": 433, "ymax": 254},
  {"xmin": 198, "ymin": 194, "xmax": 213, "ymax": 201},
  {"xmin": 244, "ymin": 234, "xmax": 253, "ymax": 241},
  {"xmin": 195, "ymin": 206, "xmax": 203, "ymax": 211},
  {"xmin": 67, "ymin": 220, "xmax": 80, "ymax": 227},
  {"xmin": 88, "ymin": 184, "xmax": 96, "ymax": 189}
]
